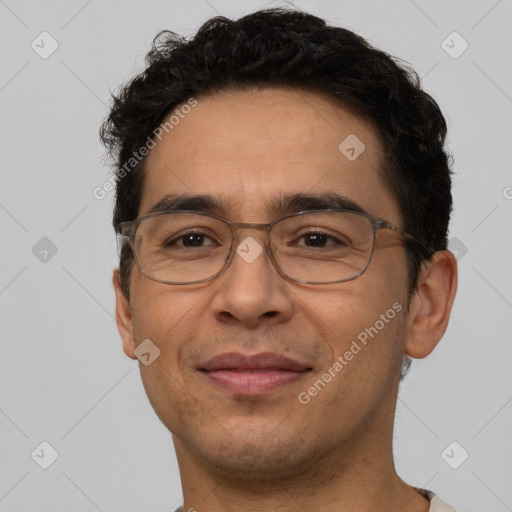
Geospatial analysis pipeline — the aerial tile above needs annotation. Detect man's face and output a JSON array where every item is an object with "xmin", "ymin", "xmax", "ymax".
[{"xmin": 120, "ymin": 87, "xmax": 412, "ymax": 477}]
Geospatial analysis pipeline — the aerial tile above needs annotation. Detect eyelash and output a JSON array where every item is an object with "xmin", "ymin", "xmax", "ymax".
[{"xmin": 164, "ymin": 230, "xmax": 346, "ymax": 248}]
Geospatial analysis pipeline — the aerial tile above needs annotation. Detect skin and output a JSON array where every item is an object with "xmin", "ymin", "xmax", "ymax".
[{"xmin": 113, "ymin": 87, "xmax": 457, "ymax": 512}]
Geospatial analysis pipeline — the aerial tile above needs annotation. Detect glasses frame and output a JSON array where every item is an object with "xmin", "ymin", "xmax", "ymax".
[{"xmin": 117, "ymin": 208, "xmax": 418, "ymax": 286}]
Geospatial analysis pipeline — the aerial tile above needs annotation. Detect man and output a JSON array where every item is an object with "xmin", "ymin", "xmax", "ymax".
[{"xmin": 101, "ymin": 8, "xmax": 458, "ymax": 511}]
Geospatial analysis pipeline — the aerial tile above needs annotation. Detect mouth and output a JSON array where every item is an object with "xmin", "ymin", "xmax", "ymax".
[{"xmin": 199, "ymin": 352, "xmax": 312, "ymax": 396}]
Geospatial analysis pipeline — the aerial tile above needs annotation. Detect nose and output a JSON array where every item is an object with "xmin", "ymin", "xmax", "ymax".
[{"xmin": 209, "ymin": 232, "xmax": 294, "ymax": 328}]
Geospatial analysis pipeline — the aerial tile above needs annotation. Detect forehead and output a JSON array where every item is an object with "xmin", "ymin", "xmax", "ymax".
[{"xmin": 140, "ymin": 87, "xmax": 401, "ymax": 224}]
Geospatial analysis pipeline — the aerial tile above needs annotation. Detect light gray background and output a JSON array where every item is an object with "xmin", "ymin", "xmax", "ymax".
[{"xmin": 1, "ymin": 0, "xmax": 511, "ymax": 511}]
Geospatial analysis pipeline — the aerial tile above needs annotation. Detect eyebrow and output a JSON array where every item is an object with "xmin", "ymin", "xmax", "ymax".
[{"xmin": 145, "ymin": 191, "xmax": 368, "ymax": 217}]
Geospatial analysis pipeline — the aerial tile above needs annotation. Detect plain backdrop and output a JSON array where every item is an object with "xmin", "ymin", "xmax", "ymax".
[{"xmin": 1, "ymin": 1, "xmax": 511, "ymax": 511}]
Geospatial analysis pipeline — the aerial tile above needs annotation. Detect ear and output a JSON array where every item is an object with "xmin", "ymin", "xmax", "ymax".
[
  {"xmin": 404, "ymin": 250, "xmax": 458, "ymax": 359},
  {"xmin": 113, "ymin": 268, "xmax": 137, "ymax": 360}
]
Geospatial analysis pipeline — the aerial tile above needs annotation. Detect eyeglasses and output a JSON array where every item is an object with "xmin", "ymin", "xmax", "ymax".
[{"xmin": 117, "ymin": 209, "xmax": 417, "ymax": 285}]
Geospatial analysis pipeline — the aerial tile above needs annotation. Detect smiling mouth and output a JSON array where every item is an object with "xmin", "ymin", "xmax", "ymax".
[
  {"xmin": 202, "ymin": 368, "xmax": 311, "ymax": 395},
  {"xmin": 199, "ymin": 352, "xmax": 312, "ymax": 396}
]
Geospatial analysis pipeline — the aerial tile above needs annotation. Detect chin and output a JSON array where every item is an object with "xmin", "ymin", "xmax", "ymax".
[{"xmin": 186, "ymin": 421, "xmax": 325, "ymax": 481}]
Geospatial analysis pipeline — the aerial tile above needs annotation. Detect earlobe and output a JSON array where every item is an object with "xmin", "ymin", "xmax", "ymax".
[
  {"xmin": 404, "ymin": 251, "xmax": 458, "ymax": 359},
  {"xmin": 112, "ymin": 269, "xmax": 137, "ymax": 360}
]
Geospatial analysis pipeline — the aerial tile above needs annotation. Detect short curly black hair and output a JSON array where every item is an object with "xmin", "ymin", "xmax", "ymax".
[{"xmin": 100, "ymin": 8, "xmax": 453, "ymax": 301}]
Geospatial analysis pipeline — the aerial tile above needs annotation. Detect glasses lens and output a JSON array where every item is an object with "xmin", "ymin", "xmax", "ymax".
[
  {"xmin": 270, "ymin": 211, "xmax": 374, "ymax": 283},
  {"xmin": 132, "ymin": 211, "xmax": 375, "ymax": 285},
  {"xmin": 134, "ymin": 213, "xmax": 232, "ymax": 283}
]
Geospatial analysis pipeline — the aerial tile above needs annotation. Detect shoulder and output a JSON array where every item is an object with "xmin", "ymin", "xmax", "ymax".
[
  {"xmin": 417, "ymin": 488, "xmax": 459, "ymax": 512},
  {"xmin": 429, "ymin": 495, "xmax": 459, "ymax": 512}
]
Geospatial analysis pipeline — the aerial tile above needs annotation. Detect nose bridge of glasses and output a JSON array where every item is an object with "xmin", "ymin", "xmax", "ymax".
[
  {"xmin": 227, "ymin": 221, "xmax": 272, "ymax": 246},
  {"xmin": 224, "ymin": 222, "xmax": 275, "ymax": 270},
  {"xmin": 228, "ymin": 221, "xmax": 271, "ymax": 232}
]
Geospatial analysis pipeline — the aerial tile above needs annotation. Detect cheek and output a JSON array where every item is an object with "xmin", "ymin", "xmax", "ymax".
[
  {"xmin": 128, "ymin": 282, "xmax": 211, "ymax": 432},
  {"xmin": 129, "ymin": 275, "xmax": 209, "ymax": 343},
  {"xmin": 314, "ymin": 295, "xmax": 406, "ymax": 410},
  {"xmin": 317, "ymin": 290, "xmax": 405, "ymax": 363},
  {"xmin": 304, "ymin": 254, "xmax": 409, "ymax": 386},
  {"xmin": 294, "ymin": 291, "xmax": 406, "ymax": 440}
]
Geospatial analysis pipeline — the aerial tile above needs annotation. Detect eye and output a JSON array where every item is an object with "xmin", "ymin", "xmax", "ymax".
[
  {"xmin": 165, "ymin": 231, "xmax": 217, "ymax": 248},
  {"xmin": 300, "ymin": 233, "xmax": 336, "ymax": 247},
  {"xmin": 293, "ymin": 230, "xmax": 349, "ymax": 248}
]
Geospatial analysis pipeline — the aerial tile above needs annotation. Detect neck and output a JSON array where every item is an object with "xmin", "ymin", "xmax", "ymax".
[{"xmin": 173, "ymin": 415, "xmax": 429, "ymax": 512}]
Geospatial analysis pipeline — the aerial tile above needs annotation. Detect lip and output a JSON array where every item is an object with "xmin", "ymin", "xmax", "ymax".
[{"xmin": 199, "ymin": 352, "xmax": 312, "ymax": 395}]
